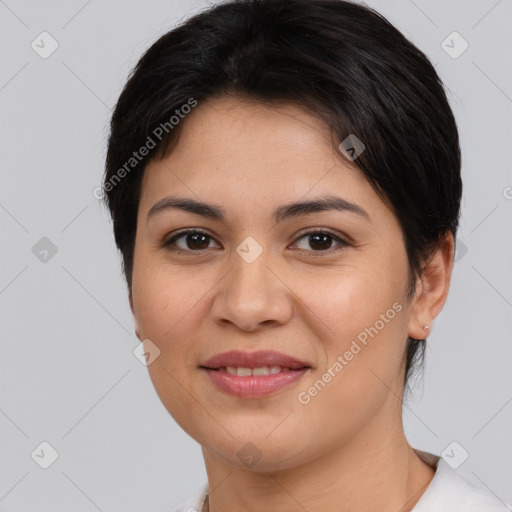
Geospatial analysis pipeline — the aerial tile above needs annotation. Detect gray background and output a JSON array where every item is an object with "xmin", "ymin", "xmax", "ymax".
[{"xmin": 1, "ymin": 0, "xmax": 511, "ymax": 510}]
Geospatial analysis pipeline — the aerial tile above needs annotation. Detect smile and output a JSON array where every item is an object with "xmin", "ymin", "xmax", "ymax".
[
  {"xmin": 201, "ymin": 366, "xmax": 310, "ymax": 398},
  {"xmin": 219, "ymin": 365, "xmax": 293, "ymax": 376}
]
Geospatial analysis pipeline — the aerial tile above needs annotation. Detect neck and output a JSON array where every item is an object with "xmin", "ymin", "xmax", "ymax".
[{"xmin": 201, "ymin": 406, "xmax": 435, "ymax": 512}]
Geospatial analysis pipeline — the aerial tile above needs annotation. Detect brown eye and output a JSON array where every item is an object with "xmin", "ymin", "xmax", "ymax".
[
  {"xmin": 293, "ymin": 230, "xmax": 350, "ymax": 253},
  {"xmin": 163, "ymin": 230, "xmax": 219, "ymax": 252}
]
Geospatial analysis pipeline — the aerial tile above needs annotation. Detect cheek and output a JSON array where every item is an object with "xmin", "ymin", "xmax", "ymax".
[
  {"xmin": 131, "ymin": 267, "xmax": 213, "ymax": 434},
  {"xmin": 297, "ymin": 281, "xmax": 407, "ymax": 448},
  {"xmin": 304, "ymin": 257, "xmax": 409, "ymax": 403},
  {"xmin": 309, "ymin": 259, "xmax": 406, "ymax": 342},
  {"xmin": 133, "ymin": 245, "xmax": 196, "ymax": 325},
  {"xmin": 131, "ymin": 262, "xmax": 203, "ymax": 387}
]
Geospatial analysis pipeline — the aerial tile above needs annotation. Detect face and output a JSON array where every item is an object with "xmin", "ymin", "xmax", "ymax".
[{"xmin": 130, "ymin": 96, "xmax": 419, "ymax": 471}]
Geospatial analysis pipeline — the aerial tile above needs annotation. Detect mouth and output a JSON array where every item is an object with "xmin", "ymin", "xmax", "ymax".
[
  {"xmin": 200, "ymin": 349, "xmax": 312, "ymax": 372},
  {"xmin": 198, "ymin": 350, "xmax": 312, "ymax": 398},
  {"xmin": 200, "ymin": 365, "xmax": 310, "ymax": 376}
]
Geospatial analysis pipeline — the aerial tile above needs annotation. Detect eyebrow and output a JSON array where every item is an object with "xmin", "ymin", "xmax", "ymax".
[{"xmin": 147, "ymin": 194, "xmax": 370, "ymax": 224}]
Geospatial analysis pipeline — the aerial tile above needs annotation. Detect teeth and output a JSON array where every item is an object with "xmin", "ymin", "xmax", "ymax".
[
  {"xmin": 224, "ymin": 366, "xmax": 291, "ymax": 376},
  {"xmin": 252, "ymin": 366, "xmax": 270, "ymax": 376}
]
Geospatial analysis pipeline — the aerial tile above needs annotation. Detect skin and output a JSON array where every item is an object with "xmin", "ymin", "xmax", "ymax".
[{"xmin": 129, "ymin": 95, "xmax": 454, "ymax": 512}]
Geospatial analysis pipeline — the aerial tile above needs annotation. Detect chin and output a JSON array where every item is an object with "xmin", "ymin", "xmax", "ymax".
[{"xmin": 202, "ymin": 433, "xmax": 314, "ymax": 473}]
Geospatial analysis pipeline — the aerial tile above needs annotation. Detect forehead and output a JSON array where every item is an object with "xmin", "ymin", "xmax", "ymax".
[
  {"xmin": 138, "ymin": 96, "xmax": 382, "ymax": 223},
  {"xmin": 150, "ymin": 96, "xmax": 340, "ymax": 174}
]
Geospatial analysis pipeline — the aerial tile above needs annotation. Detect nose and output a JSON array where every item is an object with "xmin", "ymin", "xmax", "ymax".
[{"xmin": 210, "ymin": 242, "xmax": 293, "ymax": 332}]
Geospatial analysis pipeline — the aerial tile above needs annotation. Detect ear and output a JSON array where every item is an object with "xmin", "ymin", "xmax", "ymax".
[
  {"xmin": 129, "ymin": 290, "xmax": 142, "ymax": 342},
  {"xmin": 407, "ymin": 232, "xmax": 455, "ymax": 340}
]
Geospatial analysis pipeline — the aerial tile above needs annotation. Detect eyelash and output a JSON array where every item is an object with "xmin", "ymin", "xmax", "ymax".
[{"xmin": 162, "ymin": 228, "xmax": 351, "ymax": 256}]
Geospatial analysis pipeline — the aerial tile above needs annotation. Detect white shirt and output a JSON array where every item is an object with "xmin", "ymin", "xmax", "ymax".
[{"xmin": 173, "ymin": 449, "xmax": 509, "ymax": 511}]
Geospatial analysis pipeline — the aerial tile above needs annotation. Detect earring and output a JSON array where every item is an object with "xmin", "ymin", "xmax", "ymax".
[{"xmin": 423, "ymin": 324, "xmax": 430, "ymax": 332}]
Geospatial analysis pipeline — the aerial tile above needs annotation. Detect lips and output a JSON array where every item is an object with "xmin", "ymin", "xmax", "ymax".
[
  {"xmin": 200, "ymin": 350, "xmax": 312, "ymax": 398},
  {"xmin": 200, "ymin": 350, "xmax": 311, "ymax": 370}
]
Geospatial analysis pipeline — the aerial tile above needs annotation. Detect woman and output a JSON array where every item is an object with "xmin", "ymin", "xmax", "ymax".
[{"xmin": 102, "ymin": 0, "xmax": 508, "ymax": 510}]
